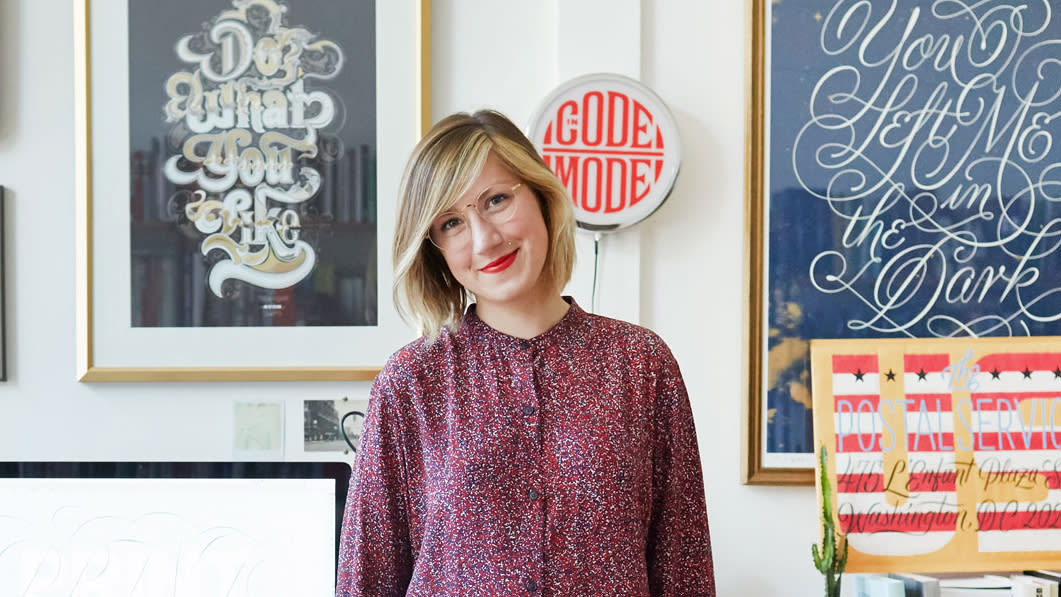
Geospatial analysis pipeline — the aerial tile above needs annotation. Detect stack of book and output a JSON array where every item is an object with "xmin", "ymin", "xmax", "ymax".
[{"xmin": 848, "ymin": 571, "xmax": 1061, "ymax": 597}]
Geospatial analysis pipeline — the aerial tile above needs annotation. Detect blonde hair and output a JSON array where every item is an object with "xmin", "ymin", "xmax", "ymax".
[{"xmin": 392, "ymin": 110, "xmax": 576, "ymax": 339}]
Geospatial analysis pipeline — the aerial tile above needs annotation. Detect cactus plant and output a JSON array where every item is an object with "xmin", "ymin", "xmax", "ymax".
[{"xmin": 812, "ymin": 443, "xmax": 848, "ymax": 597}]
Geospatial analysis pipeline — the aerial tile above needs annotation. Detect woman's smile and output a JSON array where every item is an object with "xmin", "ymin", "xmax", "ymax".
[{"xmin": 480, "ymin": 249, "xmax": 518, "ymax": 273}]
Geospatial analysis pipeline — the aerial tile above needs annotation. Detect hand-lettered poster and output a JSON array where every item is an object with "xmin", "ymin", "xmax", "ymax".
[
  {"xmin": 812, "ymin": 337, "xmax": 1061, "ymax": 572},
  {"xmin": 128, "ymin": 0, "xmax": 376, "ymax": 327},
  {"xmin": 763, "ymin": 0, "xmax": 1061, "ymax": 468}
]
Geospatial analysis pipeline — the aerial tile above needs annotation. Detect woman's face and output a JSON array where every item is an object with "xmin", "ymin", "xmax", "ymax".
[{"xmin": 430, "ymin": 153, "xmax": 552, "ymax": 311}]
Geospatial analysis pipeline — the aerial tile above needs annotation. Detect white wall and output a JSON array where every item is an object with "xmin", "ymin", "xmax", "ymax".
[{"xmin": 0, "ymin": 1, "xmax": 823, "ymax": 594}]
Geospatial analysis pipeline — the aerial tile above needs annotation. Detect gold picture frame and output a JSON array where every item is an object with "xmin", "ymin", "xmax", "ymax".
[
  {"xmin": 744, "ymin": 0, "xmax": 811, "ymax": 485},
  {"xmin": 75, "ymin": 0, "xmax": 431, "ymax": 382}
]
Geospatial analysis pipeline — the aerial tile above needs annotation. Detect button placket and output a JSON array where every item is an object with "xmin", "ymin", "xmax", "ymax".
[
  {"xmin": 517, "ymin": 339, "xmax": 540, "ymax": 424},
  {"xmin": 515, "ymin": 338, "xmax": 545, "ymax": 595}
]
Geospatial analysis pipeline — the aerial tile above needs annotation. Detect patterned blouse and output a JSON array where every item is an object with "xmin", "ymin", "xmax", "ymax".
[{"xmin": 336, "ymin": 299, "xmax": 715, "ymax": 596}]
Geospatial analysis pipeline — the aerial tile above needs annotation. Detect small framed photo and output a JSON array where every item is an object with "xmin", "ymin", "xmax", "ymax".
[{"xmin": 302, "ymin": 398, "xmax": 368, "ymax": 459}]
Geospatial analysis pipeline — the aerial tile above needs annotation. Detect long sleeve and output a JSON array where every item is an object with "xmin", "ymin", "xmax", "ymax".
[
  {"xmin": 336, "ymin": 374, "xmax": 414, "ymax": 596},
  {"xmin": 646, "ymin": 342, "xmax": 716, "ymax": 596}
]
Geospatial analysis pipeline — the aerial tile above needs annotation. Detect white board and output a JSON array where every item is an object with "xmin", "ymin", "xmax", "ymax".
[{"xmin": 0, "ymin": 477, "xmax": 336, "ymax": 596}]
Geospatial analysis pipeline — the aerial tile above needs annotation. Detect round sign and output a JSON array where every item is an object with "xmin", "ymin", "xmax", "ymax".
[{"xmin": 528, "ymin": 73, "xmax": 681, "ymax": 231}]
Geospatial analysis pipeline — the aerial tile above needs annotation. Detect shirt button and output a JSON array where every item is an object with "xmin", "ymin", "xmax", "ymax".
[
  {"xmin": 526, "ymin": 579, "xmax": 539, "ymax": 592},
  {"xmin": 522, "ymin": 405, "xmax": 536, "ymax": 415},
  {"xmin": 527, "ymin": 488, "xmax": 540, "ymax": 501},
  {"xmin": 519, "ymin": 340, "xmax": 531, "ymax": 350}
]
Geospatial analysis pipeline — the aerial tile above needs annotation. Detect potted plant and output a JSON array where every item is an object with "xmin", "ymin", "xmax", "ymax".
[{"xmin": 812, "ymin": 444, "xmax": 848, "ymax": 597}]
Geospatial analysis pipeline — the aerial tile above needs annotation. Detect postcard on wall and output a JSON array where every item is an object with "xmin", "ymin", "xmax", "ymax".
[
  {"xmin": 233, "ymin": 401, "xmax": 284, "ymax": 460},
  {"xmin": 812, "ymin": 337, "xmax": 1061, "ymax": 573}
]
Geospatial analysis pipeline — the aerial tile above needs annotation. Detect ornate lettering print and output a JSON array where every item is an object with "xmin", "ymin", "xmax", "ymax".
[
  {"xmin": 767, "ymin": 1, "xmax": 1061, "ymax": 457},
  {"xmin": 163, "ymin": 0, "xmax": 343, "ymax": 296}
]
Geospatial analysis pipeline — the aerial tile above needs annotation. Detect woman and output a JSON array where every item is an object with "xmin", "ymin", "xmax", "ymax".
[{"xmin": 337, "ymin": 110, "xmax": 714, "ymax": 596}]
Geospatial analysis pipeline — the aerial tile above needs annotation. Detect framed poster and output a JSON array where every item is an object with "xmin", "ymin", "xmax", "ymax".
[
  {"xmin": 75, "ymin": 0, "xmax": 430, "ymax": 381},
  {"xmin": 744, "ymin": 0, "xmax": 1061, "ymax": 484},
  {"xmin": 812, "ymin": 336, "xmax": 1061, "ymax": 572}
]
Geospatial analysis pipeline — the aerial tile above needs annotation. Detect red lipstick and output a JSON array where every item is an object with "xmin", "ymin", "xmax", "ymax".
[{"xmin": 480, "ymin": 250, "xmax": 518, "ymax": 273}]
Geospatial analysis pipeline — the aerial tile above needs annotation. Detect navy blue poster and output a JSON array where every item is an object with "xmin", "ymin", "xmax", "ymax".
[{"xmin": 764, "ymin": 0, "xmax": 1061, "ymax": 466}]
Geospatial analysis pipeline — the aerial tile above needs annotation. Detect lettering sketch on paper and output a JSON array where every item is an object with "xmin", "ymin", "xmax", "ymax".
[{"xmin": 0, "ymin": 478, "xmax": 334, "ymax": 595}]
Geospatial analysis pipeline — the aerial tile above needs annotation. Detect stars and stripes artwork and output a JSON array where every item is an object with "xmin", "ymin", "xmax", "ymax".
[{"xmin": 812, "ymin": 338, "xmax": 1061, "ymax": 573}]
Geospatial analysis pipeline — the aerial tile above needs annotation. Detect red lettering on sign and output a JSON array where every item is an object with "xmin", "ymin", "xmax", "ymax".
[
  {"xmin": 556, "ymin": 100, "xmax": 578, "ymax": 145},
  {"xmin": 548, "ymin": 155, "xmax": 579, "ymax": 203},
  {"xmin": 631, "ymin": 100, "xmax": 653, "ymax": 149},
  {"xmin": 606, "ymin": 91, "xmax": 630, "ymax": 148},
  {"xmin": 630, "ymin": 158, "xmax": 652, "ymax": 207},
  {"xmin": 581, "ymin": 157, "xmax": 603, "ymax": 212},
  {"xmin": 581, "ymin": 91, "xmax": 604, "ymax": 147},
  {"xmin": 604, "ymin": 158, "xmax": 628, "ymax": 213},
  {"xmin": 539, "ymin": 85, "xmax": 672, "ymax": 217}
]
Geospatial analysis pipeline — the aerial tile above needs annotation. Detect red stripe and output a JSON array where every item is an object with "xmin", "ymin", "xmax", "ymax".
[
  {"xmin": 907, "ymin": 432, "xmax": 954, "ymax": 452},
  {"xmin": 964, "ymin": 395, "xmax": 1061, "ymax": 410},
  {"xmin": 834, "ymin": 395, "xmax": 950, "ymax": 412},
  {"xmin": 837, "ymin": 472, "xmax": 957, "ymax": 493},
  {"xmin": 977, "ymin": 353, "xmax": 1061, "ymax": 372},
  {"xmin": 834, "ymin": 395, "xmax": 882, "ymax": 409},
  {"xmin": 979, "ymin": 510, "xmax": 1061, "ymax": 531},
  {"xmin": 839, "ymin": 511, "xmax": 957, "ymax": 534},
  {"xmin": 971, "ymin": 432, "xmax": 1061, "ymax": 451},
  {"xmin": 838, "ymin": 434, "xmax": 884, "ymax": 452},
  {"xmin": 839, "ymin": 431, "xmax": 1061, "ymax": 452},
  {"xmin": 833, "ymin": 354, "xmax": 878, "ymax": 374},
  {"xmin": 905, "ymin": 395, "xmax": 953, "ymax": 411},
  {"xmin": 837, "ymin": 470, "xmax": 1061, "ymax": 494},
  {"xmin": 836, "ymin": 433, "xmax": 957, "ymax": 453},
  {"xmin": 904, "ymin": 354, "xmax": 950, "ymax": 372}
]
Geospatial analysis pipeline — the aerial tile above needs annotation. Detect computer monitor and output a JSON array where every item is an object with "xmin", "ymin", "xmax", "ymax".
[{"xmin": 0, "ymin": 462, "xmax": 351, "ymax": 596}]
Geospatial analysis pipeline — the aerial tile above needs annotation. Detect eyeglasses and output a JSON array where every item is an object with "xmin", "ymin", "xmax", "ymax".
[{"xmin": 426, "ymin": 182, "xmax": 524, "ymax": 252}]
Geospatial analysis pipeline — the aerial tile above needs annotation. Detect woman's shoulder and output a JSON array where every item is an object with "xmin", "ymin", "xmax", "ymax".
[
  {"xmin": 563, "ymin": 309, "xmax": 677, "ymax": 375},
  {"xmin": 580, "ymin": 310, "xmax": 669, "ymax": 353},
  {"xmin": 375, "ymin": 327, "xmax": 458, "ymax": 386}
]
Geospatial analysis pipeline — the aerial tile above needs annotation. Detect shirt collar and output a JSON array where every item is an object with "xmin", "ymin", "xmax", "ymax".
[{"xmin": 459, "ymin": 296, "xmax": 586, "ymax": 348}]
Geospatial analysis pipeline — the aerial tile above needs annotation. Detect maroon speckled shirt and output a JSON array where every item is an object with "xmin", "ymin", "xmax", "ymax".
[{"xmin": 336, "ymin": 299, "xmax": 714, "ymax": 596}]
